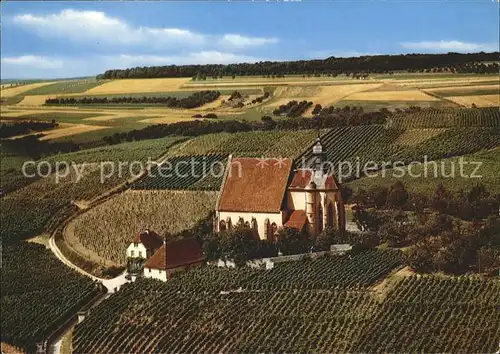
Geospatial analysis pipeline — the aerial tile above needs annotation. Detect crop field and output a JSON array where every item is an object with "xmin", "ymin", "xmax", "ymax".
[
  {"xmin": 68, "ymin": 190, "xmax": 217, "ymax": 264},
  {"xmin": 447, "ymin": 94, "xmax": 499, "ymax": 108},
  {"xmin": 424, "ymin": 84, "xmax": 499, "ymax": 97},
  {"xmin": 387, "ymin": 107, "xmax": 500, "ymax": 128},
  {"xmin": 392, "ymin": 128, "xmax": 447, "ymax": 146},
  {"xmin": 0, "ymin": 82, "xmax": 55, "ymax": 98},
  {"xmin": 348, "ymin": 147, "xmax": 500, "ymax": 195},
  {"xmin": 20, "ymin": 80, "xmax": 104, "ymax": 96},
  {"xmin": 168, "ymin": 130, "xmax": 319, "ymax": 158},
  {"xmin": 72, "ymin": 258, "xmax": 499, "ymax": 353},
  {"xmin": 1, "ymin": 243, "xmax": 101, "ymax": 353},
  {"xmin": 132, "ymin": 154, "xmax": 227, "ymax": 191},
  {"xmin": 85, "ymin": 78, "xmax": 190, "ymax": 95},
  {"xmin": 345, "ymin": 89, "xmax": 439, "ymax": 101},
  {"xmin": 0, "ymin": 136, "xmax": 186, "ymax": 243}
]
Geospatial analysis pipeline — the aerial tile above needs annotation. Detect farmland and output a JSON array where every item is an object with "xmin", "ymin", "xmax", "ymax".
[
  {"xmin": 68, "ymin": 190, "xmax": 217, "ymax": 264},
  {"xmin": 0, "ymin": 136, "xmax": 187, "ymax": 243},
  {"xmin": 71, "ymin": 256, "xmax": 499, "ymax": 353},
  {"xmin": 1, "ymin": 243, "xmax": 101, "ymax": 353},
  {"xmin": 347, "ymin": 147, "xmax": 500, "ymax": 195},
  {"xmin": 1, "ymin": 59, "xmax": 500, "ymax": 354}
]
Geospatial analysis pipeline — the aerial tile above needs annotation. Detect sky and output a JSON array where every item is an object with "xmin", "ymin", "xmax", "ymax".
[{"xmin": 1, "ymin": 1, "xmax": 498, "ymax": 79}]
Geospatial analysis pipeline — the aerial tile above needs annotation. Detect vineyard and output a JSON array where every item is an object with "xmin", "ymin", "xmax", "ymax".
[
  {"xmin": 72, "ymin": 252, "xmax": 499, "ymax": 353},
  {"xmin": 1, "ymin": 243, "xmax": 101, "ymax": 353},
  {"xmin": 388, "ymin": 107, "xmax": 500, "ymax": 128},
  {"xmin": 167, "ymin": 130, "xmax": 319, "ymax": 158},
  {"xmin": 347, "ymin": 147, "xmax": 500, "ymax": 195},
  {"xmin": 132, "ymin": 154, "xmax": 227, "ymax": 190},
  {"xmin": 298, "ymin": 124, "xmax": 500, "ymax": 181},
  {"xmin": 1, "ymin": 136, "xmax": 186, "ymax": 243},
  {"xmin": 69, "ymin": 190, "xmax": 217, "ymax": 264}
]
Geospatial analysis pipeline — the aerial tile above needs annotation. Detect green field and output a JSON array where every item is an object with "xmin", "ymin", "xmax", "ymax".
[
  {"xmin": 347, "ymin": 147, "xmax": 500, "ymax": 195},
  {"xmin": 1, "ymin": 242, "xmax": 101, "ymax": 353},
  {"xmin": 427, "ymin": 87, "xmax": 499, "ymax": 97},
  {"xmin": 333, "ymin": 99, "xmax": 459, "ymax": 111},
  {"xmin": 0, "ymin": 136, "xmax": 188, "ymax": 243},
  {"xmin": 21, "ymin": 80, "xmax": 105, "ymax": 95},
  {"xmin": 72, "ymin": 256, "xmax": 499, "ymax": 353}
]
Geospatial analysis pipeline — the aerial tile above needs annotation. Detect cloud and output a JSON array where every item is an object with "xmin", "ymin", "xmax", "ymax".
[
  {"xmin": 1, "ymin": 52, "xmax": 265, "ymax": 79},
  {"xmin": 400, "ymin": 40, "xmax": 497, "ymax": 53},
  {"xmin": 12, "ymin": 9, "xmax": 277, "ymax": 49},
  {"xmin": 220, "ymin": 34, "xmax": 278, "ymax": 48},
  {"xmin": 2, "ymin": 55, "xmax": 65, "ymax": 69},
  {"xmin": 308, "ymin": 50, "xmax": 380, "ymax": 59}
]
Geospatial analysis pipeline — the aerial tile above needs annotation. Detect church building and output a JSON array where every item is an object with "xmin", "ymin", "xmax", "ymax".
[{"xmin": 215, "ymin": 138, "xmax": 345, "ymax": 240}]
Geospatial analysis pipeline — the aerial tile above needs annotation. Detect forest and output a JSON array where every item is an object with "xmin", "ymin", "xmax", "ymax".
[{"xmin": 97, "ymin": 52, "xmax": 499, "ymax": 79}]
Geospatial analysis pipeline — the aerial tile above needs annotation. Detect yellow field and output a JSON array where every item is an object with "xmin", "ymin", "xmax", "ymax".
[
  {"xmin": 38, "ymin": 124, "xmax": 108, "ymax": 140},
  {"xmin": 138, "ymin": 116, "xmax": 200, "ymax": 124},
  {"xmin": 447, "ymin": 94, "xmax": 500, "ymax": 107},
  {"xmin": 345, "ymin": 90, "xmax": 439, "ymax": 101},
  {"xmin": 423, "ymin": 84, "xmax": 499, "ymax": 94},
  {"xmin": 84, "ymin": 78, "xmax": 190, "ymax": 94},
  {"xmin": 0, "ymin": 82, "xmax": 54, "ymax": 98},
  {"xmin": 269, "ymin": 83, "xmax": 382, "ymax": 107},
  {"xmin": 15, "ymin": 95, "xmax": 54, "ymax": 106},
  {"xmin": 392, "ymin": 77, "xmax": 498, "ymax": 88}
]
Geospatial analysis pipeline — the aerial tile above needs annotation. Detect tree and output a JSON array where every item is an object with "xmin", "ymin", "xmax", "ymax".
[
  {"xmin": 406, "ymin": 243, "xmax": 433, "ymax": 273},
  {"xmin": 219, "ymin": 226, "xmax": 257, "ymax": 266},
  {"xmin": 314, "ymin": 227, "xmax": 340, "ymax": 251},
  {"xmin": 386, "ymin": 181, "xmax": 409, "ymax": 209},
  {"xmin": 276, "ymin": 227, "xmax": 309, "ymax": 255}
]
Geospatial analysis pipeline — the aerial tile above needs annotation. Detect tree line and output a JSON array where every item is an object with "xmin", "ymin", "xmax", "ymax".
[
  {"xmin": 102, "ymin": 106, "xmax": 389, "ymax": 144},
  {"xmin": 273, "ymin": 100, "xmax": 313, "ymax": 118},
  {"xmin": 97, "ymin": 52, "xmax": 498, "ymax": 79},
  {"xmin": 0, "ymin": 120, "xmax": 58, "ymax": 139},
  {"xmin": 45, "ymin": 91, "xmax": 220, "ymax": 109}
]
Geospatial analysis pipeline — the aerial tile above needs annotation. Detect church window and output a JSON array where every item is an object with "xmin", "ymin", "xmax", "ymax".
[
  {"xmin": 226, "ymin": 217, "xmax": 232, "ymax": 229},
  {"xmin": 318, "ymin": 205, "xmax": 323, "ymax": 232},
  {"xmin": 219, "ymin": 220, "xmax": 227, "ymax": 231},
  {"xmin": 264, "ymin": 219, "xmax": 270, "ymax": 240},
  {"xmin": 251, "ymin": 218, "xmax": 258, "ymax": 230},
  {"xmin": 138, "ymin": 251, "xmax": 143, "ymax": 258},
  {"xmin": 131, "ymin": 250, "xmax": 135, "ymax": 257},
  {"xmin": 327, "ymin": 203, "xmax": 334, "ymax": 227}
]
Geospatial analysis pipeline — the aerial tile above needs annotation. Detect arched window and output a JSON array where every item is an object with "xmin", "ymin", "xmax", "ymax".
[
  {"xmin": 219, "ymin": 220, "xmax": 227, "ymax": 232},
  {"xmin": 264, "ymin": 218, "xmax": 270, "ymax": 240},
  {"xmin": 327, "ymin": 202, "xmax": 334, "ymax": 227},
  {"xmin": 317, "ymin": 205, "xmax": 323, "ymax": 233},
  {"xmin": 251, "ymin": 218, "xmax": 258, "ymax": 230},
  {"xmin": 271, "ymin": 222, "xmax": 278, "ymax": 241},
  {"xmin": 226, "ymin": 217, "xmax": 232, "ymax": 229}
]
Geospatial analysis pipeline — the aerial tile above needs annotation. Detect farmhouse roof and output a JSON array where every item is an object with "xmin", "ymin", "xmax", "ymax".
[
  {"xmin": 284, "ymin": 210, "xmax": 308, "ymax": 230},
  {"xmin": 289, "ymin": 169, "xmax": 339, "ymax": 190},
  {"xmin": 144, "ymin": 238, "xmax": 204, "ymax": 270},
  {"xmin": 133, "ymin": 230, "xmax": 164, "ymax": 250},
  {"xmin": 218, "ymin": 157, "xmax": 293, "ymax": 213}
]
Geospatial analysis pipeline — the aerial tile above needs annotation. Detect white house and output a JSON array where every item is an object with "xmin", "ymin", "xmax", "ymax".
[
  {"xmin": 143, "ymin": 238, "xmax": 205, "ymax": 281},
  {"xmin": 126, "ymin": 229, "xmax": 164, "ymax": 260},
  {"xmin": 214, "ymin": 137, "xmax": 346, "ymax": 240}
]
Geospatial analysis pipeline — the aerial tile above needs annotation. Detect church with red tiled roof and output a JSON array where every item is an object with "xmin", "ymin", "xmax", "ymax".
[{"xmin": 215, "ymin": 137, "xmax": 346, "ymax": 240}]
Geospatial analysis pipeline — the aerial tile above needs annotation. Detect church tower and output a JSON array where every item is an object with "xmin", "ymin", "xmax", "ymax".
[{"xmin": 311, "ymin": 132, "xmax": 326, "ymax": 172}]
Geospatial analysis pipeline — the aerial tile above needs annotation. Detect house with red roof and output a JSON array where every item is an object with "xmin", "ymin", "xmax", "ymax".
[
  {"xmin": 126, "ymin": 229, "xmax": 204, "ymax": 281},
  {"xmin": 215, "ymin": 137, "xmax": 345, "ymax": 240},
  {"xmin": 143, "ymin": 238, "xmax": 204, "ymax": 281}
]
